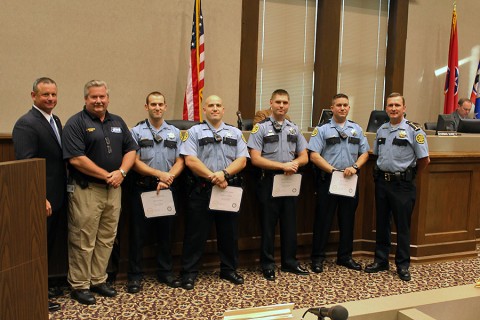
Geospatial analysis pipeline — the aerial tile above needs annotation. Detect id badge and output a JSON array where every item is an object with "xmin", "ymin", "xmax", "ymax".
[{"xmin": 67, "ymin": 184, "xmax": 75, "ymax": 193}]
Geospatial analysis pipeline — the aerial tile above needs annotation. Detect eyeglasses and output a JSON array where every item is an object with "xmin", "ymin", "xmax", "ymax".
[{"xmin": 105, "ymin": 137, "xmax": 112, "ymax": 154}]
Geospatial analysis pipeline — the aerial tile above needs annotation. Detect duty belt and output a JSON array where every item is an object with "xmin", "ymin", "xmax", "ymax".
[
  {"xmin": 262, "ymin": 169, "xmax": 284, "ymax": 178},
  {"xmin": 378, "ymin": 169, "xmax": 415, "ymax": 182},
  {"xmin": 136, "ymin": 176, "xmax": 159, "ymax": 188}
]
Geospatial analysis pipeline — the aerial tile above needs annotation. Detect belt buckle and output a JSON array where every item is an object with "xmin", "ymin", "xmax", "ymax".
[{"xmin": 384, "ymin": 173, "xmax": 391, "ymax": 181}]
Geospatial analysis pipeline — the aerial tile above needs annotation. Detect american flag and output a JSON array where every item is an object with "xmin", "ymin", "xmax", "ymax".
[
  {"xmin": 470, "ymin": 61, "xmax": 480, "ymax": 118},
  {"xmin": 183, "ymin": 0, "xmax": 205, "ymax": 121},
  {"xmin": 444, "ymin": 4, "xmax": 458, "ymax": 114}
]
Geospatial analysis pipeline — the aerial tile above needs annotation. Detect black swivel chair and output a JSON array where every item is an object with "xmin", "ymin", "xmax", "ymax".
[
  {"xmin": 366, "ymin": 110, "xmax": 389, "ymax": 133},
  {"xmin": 424, "ymin": 122, "xmax": 437, "ymax": 131},
  {"xmin": 165, "ymin": 120, "xmax": 200, "ymax": 130},
  {"xmin": 242, "ymin": 119, "xmax": 253, "ymax": 131}
]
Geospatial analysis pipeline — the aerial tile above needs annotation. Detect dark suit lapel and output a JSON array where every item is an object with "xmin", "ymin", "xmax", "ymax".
[{"xmin": 30, "ymin": 107, "xmax": 62, "ymax": 148}]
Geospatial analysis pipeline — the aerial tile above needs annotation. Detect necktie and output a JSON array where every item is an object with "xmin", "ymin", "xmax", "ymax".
[{"xmin": 49, "ymin": 117, "xmax": 61, "ymax": 145}]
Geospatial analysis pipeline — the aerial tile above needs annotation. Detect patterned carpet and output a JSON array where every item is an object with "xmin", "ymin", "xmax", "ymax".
[{"xmin": 48, "ymin": 257, "xmax": 480, "ymax": 320}]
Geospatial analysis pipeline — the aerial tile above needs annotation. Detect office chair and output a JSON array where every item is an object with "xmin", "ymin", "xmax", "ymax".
[
  {"xmin": 366, "ymin": 110, "xmax": 389, "ymax": 133},
  {"xmin": 165, "ymin": 120, "xmax": 200, "ymax": 130},
  {"xmin": 423, "ymin": 122, "xmax": 437, "ymax": 131}
]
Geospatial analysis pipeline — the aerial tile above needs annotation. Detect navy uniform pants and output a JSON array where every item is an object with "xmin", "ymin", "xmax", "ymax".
[
  {"xmin": 311, "ymin": 174, "xmax": 358, "ymax": 264},
  {"xmin": 128, "ymin": 184, "xmax": 176, "ymax": 281},
  {"xmin": 373, "ymin": 178, "xmax": 416, "ymax": 269},
  {"xmin": 257, "ymin": 174, "xmax": 299, "ymax": 270},
  {"xmin": 181, "ymin": 185, "xmax": 239, "ymax": 279}
]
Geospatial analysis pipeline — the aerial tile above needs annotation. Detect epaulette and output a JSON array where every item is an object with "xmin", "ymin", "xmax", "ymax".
[
  {"xmin": 347, "ymin": 119, "xmax": 357, "ymax": 124},
  {"xmin": 224, "ymin": 123, "xmax": 236, "ymax": 128},
  {"xmin": 406, "ymin": 121, "xmax": 421, "ymax": 131},
  {"xmin": 259, "ymin": 118, "xmax": 270, "ymax": 124},
  {"xmin": 135, "ymin": 119, "xmax": 147, "ymax": 126}
]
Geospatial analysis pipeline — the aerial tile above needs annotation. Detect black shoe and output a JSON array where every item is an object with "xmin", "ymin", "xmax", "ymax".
[
  {"xmin": 397, "ymin": 268, "xmax": 411, "ymax": 281},
  {"xmin": 126, "ymin": 280, "xmax": 141, "ymax": 294},
  {"xmin": 365, "ymin": 262, "xmax": 389, "ymax": 273},
  {"xmin": 158, "ymin": 275, "xmax": 181, "ymax": 288},
  {"xmin": 337, "ymin": 258, "xmax": 362, "ymax": 271},
  {"xmin": 48, "ymin": 287, "xmax": 63, "ymax": 299},
  {"xmin": 71, "ymin": 289, "xmax": 96, "ymax": 305},
  {"xmin": 311, "ymin": 263, "xmax": 323, "ymax": 273},
  {"xmin": 48, "ymin": 301, "xmax": 61, "ymax": 312},
  {"xmin": 281, "ymin": 265, "xmax": 309, "ymax": 275},
  {"xmin": 90, "ymin": 283, "xmax": 117, "ymax": 297},
  {"xmin": 220, "ymin": 271, "xmax": 244, "ymax": 285},
  {"xmin": 182, "ymin": 277, "xmax": 195, "ymax": 290},
  {"xmin": 262, "ymin": 269, "xmax": 275, "ymax": 281}
]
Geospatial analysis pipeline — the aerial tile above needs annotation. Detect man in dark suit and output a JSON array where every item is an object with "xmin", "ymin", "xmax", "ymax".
[{"xmin": 12, "ymin": 77, "xmax": 67, "ymax": 312}]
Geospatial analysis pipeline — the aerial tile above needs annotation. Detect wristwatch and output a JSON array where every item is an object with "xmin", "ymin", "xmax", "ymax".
[
  {"xmin": 222, "ymin": 169, "xmax": 231, "ymax": 180},
  {"xmin": 119, "ymin": 168, "xmax": 127, "ymax": 178},
  {"xmin": 352, "ymin": 163, "xmax": 359, "ymax": 171}
]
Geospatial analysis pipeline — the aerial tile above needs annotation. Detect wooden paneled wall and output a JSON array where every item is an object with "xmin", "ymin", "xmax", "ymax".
[{"xmin": 0, "ymin": 159, "xmax": 48, "ymax": 320}]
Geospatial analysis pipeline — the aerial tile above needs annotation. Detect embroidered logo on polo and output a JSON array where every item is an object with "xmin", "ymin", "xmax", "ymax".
[{"xmin": 111, "ymin": 127, "xmax": 122, "ymax": 133}]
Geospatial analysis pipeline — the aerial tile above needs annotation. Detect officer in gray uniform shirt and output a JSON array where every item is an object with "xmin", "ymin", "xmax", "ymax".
[
  {"xmin": 179, "ymin": 95, "xmax": 249, "ymax": 290},
  {"xmin": 247, "ymin": 89, "xmax": 309, "ymax": 281},
  {"xmin": 307, "ymin": 93, "xmax": 370, "ymax": 274},
  {"xmin": 365, "ymin": 92, "xmax": 430, "ymax": 282},
  {"xmin": 126, "ymin": 92, "xmax": 184, "ymax": 293}
]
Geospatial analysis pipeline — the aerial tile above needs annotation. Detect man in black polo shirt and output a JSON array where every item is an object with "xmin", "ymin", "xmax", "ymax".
[{"xmin": 62, "ymin": 80, "xmax": 138, "ymax": 305}]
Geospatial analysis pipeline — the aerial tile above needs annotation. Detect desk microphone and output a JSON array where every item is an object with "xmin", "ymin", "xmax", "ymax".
[
  {"xmin": 306, "ymin": 305, "xmax": 348, "ymax": 320},
  {"xmin": 236, "ymin": 110, "xmax": 243, "ymax": 130}
]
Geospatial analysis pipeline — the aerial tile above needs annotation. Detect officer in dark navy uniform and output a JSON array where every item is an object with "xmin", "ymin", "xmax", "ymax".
[
  {"xmin": 247, "ymin": 89, "xmax": 309, "ymax": 281},
  {"xmin": 126, "ymin": 92, "xmax": 185, "ymax": 293},
  {"xmin": 179, "ymin": 95, "xmax": 249, "ymax": 290},
  {"xmin": 365, "ymin": 92, "xmax": 430, "ymax": 281},
  {"xmin": 308, "ymin": 93, "xmax": 370, "ymax": 273}
]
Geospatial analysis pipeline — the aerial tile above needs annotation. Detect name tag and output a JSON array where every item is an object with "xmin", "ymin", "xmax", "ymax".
[{"xmin": 111, "ymin": 127, "xmax": 122, "ymax": 133}]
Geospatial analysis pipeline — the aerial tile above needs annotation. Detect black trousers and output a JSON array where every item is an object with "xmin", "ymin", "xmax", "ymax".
[
  {"xmin": 128, "ymin": 184, "xmax": 176, "ymax": 281},
  {"xmin": 181, "ymin": 185, "xmax": 239, "ymax": 279},
  {"xmin": 311, "ymin": 175, "xmax": 358, "ymax": 264},
  {"xmin": 374, "ymin": 178, "xmax": 416, "ymax": 269},
  {"xmin": 257, "ymin": 175, "xmax": 299, "ymax": 270}
]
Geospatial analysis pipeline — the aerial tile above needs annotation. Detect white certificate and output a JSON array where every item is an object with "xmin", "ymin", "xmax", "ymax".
[
  {"xmin": 272, "ymin": 173, "xmax": 302, "ymax": 197},
  {"xmin": 140, "ymin": 190, "xmax": 176, "ymax": 218},
  {"xmin": 328, "ymin": 171, "xmax": 358, "ymax": 197},
  {"xmin": 209, "ymin": 185, "xmax": 243, "ymax": 212}
]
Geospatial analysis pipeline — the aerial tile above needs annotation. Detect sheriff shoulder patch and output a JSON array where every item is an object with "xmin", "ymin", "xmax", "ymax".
[
  {"xmin": 181, "ymin": 131, "xmax": 189, "ymax": 142},
  {"xmin": 251, "ymin": 124, "xmax": 259, "ymax": 134},
  {"xmin": 415, "ymin": 133, "xmax": 425, "ymax": 144},
  {"xmin": 311, "ymin": 127, "xmax": 318, "ymax": 137}
]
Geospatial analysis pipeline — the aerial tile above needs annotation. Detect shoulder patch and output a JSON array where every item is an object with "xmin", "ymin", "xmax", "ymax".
[
  {"xmin": 251, "ymin": 124, "xmax": 260, "ymax": 134},
  {"xmin": 407, "ymin": 121, "xmax": 421, "ymax": 131},
  {"xmin": 181, "ymin": 131, "xmax": 189, "ymax": 142},
  {"xmin": 311, "ymin": 127, "xmax": 318, "ymax": 137},
  {"xmin": 135, "ymin": 119, "xmax": 147, "ymax": 126},
  {"xmin": 415, "ymin": 133, "xmax": 425, "ymax": 144}
]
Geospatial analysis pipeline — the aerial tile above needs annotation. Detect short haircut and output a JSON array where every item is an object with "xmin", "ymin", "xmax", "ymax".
[
  {"xmin": 386, "ymin": 92, "xmax": 405, "ymax": 105},
  {"xmin": 270, "ymin": 89, "xmax": 290, "ymax": 100},
  {"xmin": 32, "ymin": 77, "xmax": 56, "ymax": 93},
  {"xmin": 458, "ymin": 98, "xmax": 472, "ymax": 107},
  {"xmin": 145, "ymin": 91, "xmax": 165, "ymax": 105},
  {"xmin": 332, "ymin": 93, "xmax": 349, "ymax": 105},
  {"xmin": 84, "ymin": 80, "xmax": 109, "ymax": 98}
]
